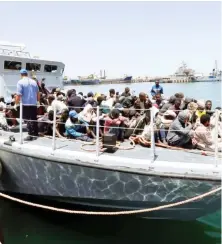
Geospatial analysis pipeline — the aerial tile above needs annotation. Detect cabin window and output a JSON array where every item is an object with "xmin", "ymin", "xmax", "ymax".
[
  {"xmin": 44, "ymin": 65, "xmax": 58, "ymax": 73},
  {"xmin": 26, "ymin": 63, "xmax": 41, "ymax": 72},
  {"xmin": 60, "ymin": 68, "xmax": 64, "ymax": 75},
  {"xmin": 4, "ymin": 61, "xmax": 22, "ymax": 70}
]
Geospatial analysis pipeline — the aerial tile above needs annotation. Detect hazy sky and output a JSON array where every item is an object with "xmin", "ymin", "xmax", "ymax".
[{"xmin": 0, "ymin": 1, "xmax": 221, "ymax": 78}]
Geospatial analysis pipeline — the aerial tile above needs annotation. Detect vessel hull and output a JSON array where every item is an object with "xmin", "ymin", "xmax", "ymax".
[{"xmin": 0, "ymin": 149, "xmax": 220, "ymax": 220}]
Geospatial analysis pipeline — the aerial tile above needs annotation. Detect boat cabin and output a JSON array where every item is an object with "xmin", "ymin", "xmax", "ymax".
[{"xmin": 0, "ymin": 42, "xmax": 65, "ymax": 100}]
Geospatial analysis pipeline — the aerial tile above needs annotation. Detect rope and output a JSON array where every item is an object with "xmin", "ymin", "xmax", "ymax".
[
  {"xmin": 130, "ymin": 135, "xmax": 222, "ymax": 157},
  {"xmin": 80, "ymin": 138, "xmax": 135, "ymax": 152},
  {"xmin": 0, "ymin": 186, "xmax": 221, "ymax": 215}
]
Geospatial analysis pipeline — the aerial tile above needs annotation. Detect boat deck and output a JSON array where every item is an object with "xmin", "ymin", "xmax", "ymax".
[{"xmin": 0, "ymin": 130, "xmax": 217, "ymax": 164}]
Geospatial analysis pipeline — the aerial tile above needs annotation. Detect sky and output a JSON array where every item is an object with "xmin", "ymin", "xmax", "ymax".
[{"xmin": 0, "ymin": 1, "xmax": 221, "ymax": 78}]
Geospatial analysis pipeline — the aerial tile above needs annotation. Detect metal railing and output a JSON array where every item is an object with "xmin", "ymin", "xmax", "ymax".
[
  {"xmin": 15, "ymin": 103, "xmax": 157, "ymax": 161},
  {"xmin": 0, "ymin": 48, "xmax": 31, "ymax": 58},
  {"xmin": 1, "ymin": 102, "xmax": 220, "ymax": 165}
]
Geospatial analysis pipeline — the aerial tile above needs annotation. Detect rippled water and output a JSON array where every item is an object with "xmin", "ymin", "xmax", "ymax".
[{"xmin": 0, "ymin": 81, "xmax": 221, "ymax": 243}]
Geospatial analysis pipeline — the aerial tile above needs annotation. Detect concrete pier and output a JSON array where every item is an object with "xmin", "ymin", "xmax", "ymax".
[
  {"xmin": 99, "ymin": 77, "xmax": 192, "ymax": 85},
  {"xmin": 64, "ymin": 77, "xmax": 193, "ymax": 86}
]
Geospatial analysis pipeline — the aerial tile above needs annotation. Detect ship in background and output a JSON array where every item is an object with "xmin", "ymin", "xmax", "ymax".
[
  {"xmin": 99, "ymin": 70, "xmax": 133, "ymax": 84},
  {"xmin": 191, "ymin": 60, "xmax": 221, "ymax": 82},
  {"xmin": 150, "ymin": 61, "xmax": 196, "ymax": 83},
  {"xmin": 78, "ymin": 74, "xmax": 101, "ymax": 85},
  {"xmin": 168, "ymin": 61, "xmax": 196, "ymax": 82},
  {"xmin": 63, "ymin": 70, "xmax": 133, "ymax": 85},
  {"xmin": 62, "ymin": 74, "xmax": 100, "ymax": 85}
]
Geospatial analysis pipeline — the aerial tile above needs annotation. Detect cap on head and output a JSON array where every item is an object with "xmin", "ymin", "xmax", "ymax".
[
  {"xmin": 164, "ymin": 110, "xmax": 177, "ymax": 118},
  {"xmin": 20, "ymin": 69, "xmax": 28, "ymax": 75},
  {"xmin": 197, "ymin": 100, "xmax": 205, "ymax": 109},
  {"xmin": 69, "ymin": 110, "xmax": 78, "ymax": 119}
]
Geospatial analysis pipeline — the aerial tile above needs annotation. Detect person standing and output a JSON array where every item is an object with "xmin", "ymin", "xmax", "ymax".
[
  {"xmin": 151, "ymin": 80, "xmax": 163, "ymax": 98},
  {"xmin": 15, "ymin": 69, "xmax": 40, "ymax": 141}
]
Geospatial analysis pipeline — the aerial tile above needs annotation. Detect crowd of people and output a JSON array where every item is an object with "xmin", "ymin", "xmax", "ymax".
[{"xmin": 0, "ymin": 71, "xmax": 222, "ymax": 153}]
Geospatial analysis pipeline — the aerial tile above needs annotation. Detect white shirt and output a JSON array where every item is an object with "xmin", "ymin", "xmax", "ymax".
[
  {"xmin": 48, "ymin": 100, "xmax": 67, "ymax": 113},
  {"xmin": 0, "ymin": 101, "xmax": 6, "ymax": 109}
]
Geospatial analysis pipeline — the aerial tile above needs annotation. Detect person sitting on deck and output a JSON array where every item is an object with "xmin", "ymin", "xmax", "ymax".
[
  {"xmin": 78, "ymin": 104, "xmax": 96, "ymax": 138},
  {"xmin": 155, "ymin": 110, "xmax": 177, "ymax": 144},
  {"xmin": 186, "ymin": 102, "xmax": 198, "ymax": 125},
  {"xmin": 121, "ymin": 87, "xmax": 131, "ymax": 97},
  {"xmin": 159, "ymin": 95, "xmax": 176, "ymax": 115},
  {"xmin": 194, "ymin": 114, "xmax": 222, "ymax": 152},
  {"xmin": 210, "ymin": 107, "xmax": 222, "ymax": 139},
  {"xmin": 103, "ymin": 89, "xmax": 116, "ymax": 108},
  {"xmin": 167, "ymin": 110, "xmax": 195, "ymax": 148},
  {"xmin": 150, "ymin": 80, "xmax": 163, "ymax": 98},
  {"xmin": 0, "ymin": 103, "xmax": 9, "ymax": 131},
  {"xmin": 67, "ymin": 90, "xmax": 85, "ymax": 113},
  {"xmin": 84, "ymin": 92, "xmax": 97, "ymax": 108},
  {"xmin": 56, "ymin": 108, "xmax": 69, "ymax": 138},
  {"xmin": 0, "ymin": 97, "xmax": 6, "ymax": 110},
  {"xmin": 97, "ymin": 96, "xmax": 110, "ymax": 115},
  {"xmin": 134, "ymin": 92, "xmax": 152, "ymax": 115},
  {"xmin": 104, "ymin": 108, "xmax": 128, "ymax": 141},
  {"xmin": 48, "ymin": 95, "xmax": 68, "ymax": 115},
  {"xmin": 65, "ymin": 110, "xmax": 93, "ymax": 142},
  {"xmin": 196, "ymin": 100, "xmax": 206, "ymax": 119},
  {"xmin": 205, "ymin": 100, "xmax": 213, "ymax": 117},
  {"xmin": 169, "ymin": 98, "xmax": 181, "ymax": 115},
  {"xmin": 38, "ymin": 110, "xmax": 54, "ymax": 137},
  {"xmin": 152, "ymin": 93, "xmax": 164, "ymax": 109}
]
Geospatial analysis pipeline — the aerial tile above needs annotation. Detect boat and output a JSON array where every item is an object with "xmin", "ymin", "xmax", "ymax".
[
  {"xmin": 0, "ymin": 48, "xmax": 221, "ymax": 220},
  {"xmin": 0, "ymin": 123, "xmax": 221, "ymax": 220},
  {"xmin": 62, "ymin": 76, "xmax": 71, "ymax": 85},
  {"xmin": 167, "ymin": 62, "xmax": 196, "ymax": 83},
  {"xmin": 0, "ymin": 41, "xmax": 65, "ymax": 99},
  {"xmin": 100, "ymin": 72, "xmax": 133, "ymax": 84},
  {"xmin": 192, "ymin": 61, "xmax": 221, "ymax": 82},
  {"xmin": 0, "ymin": 108, "xmax": 221, "ymax": 220},
  {"xmin": 78, "ymin": 74, "xmax": 101, "ymax": 85}
]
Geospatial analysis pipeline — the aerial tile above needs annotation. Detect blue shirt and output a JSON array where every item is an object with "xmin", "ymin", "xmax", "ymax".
[
  {"xmin": 17, "ymin": 77, "xmax": 39, "ymax": 105},
  {"xmin": 151, "ymin": 84, "xmax": 163, "ymax": 97},
  {"xmin": 65, "ymin": 118, "xmax": 87, "ymax": 138}
]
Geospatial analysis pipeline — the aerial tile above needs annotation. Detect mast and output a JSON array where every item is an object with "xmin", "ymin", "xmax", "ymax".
[{"xmin": 215, "ymin": 60, "xmax": 218, "ymax": 72}]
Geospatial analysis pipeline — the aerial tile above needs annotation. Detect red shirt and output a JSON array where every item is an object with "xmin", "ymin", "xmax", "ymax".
[{"xmin": 104, "ymin": 116, "xmax": 127, "ymax": 133}]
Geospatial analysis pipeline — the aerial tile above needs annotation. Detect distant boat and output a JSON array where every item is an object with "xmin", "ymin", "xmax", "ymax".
[
  {"xmin": 122, "ymin": 75, "xmax": 133, "ymax": 82},
  {"xmin": 101, "ymin": 74, "xmax": 133, "ymax": 84},
  {"xmin": 192, "ymin": 61, "xmax": 221, "ymax": 82},
  {"xmin": 78, "ymin": 74, "xmax": 101, "ymax": 85},
  {"xmin": 192, "ymin": 73, "xmax": 221, "ymax": 82}
]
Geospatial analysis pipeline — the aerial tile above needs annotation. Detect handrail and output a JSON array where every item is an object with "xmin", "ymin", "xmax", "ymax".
[
  {"xmin": 0, "ymin": 48, "xmax": 31, "ymax": 58},
  {"xmin": 214, "ymin": 109, "xmax": 219, "ymax": 166},
  {"xmin": 2, "ymin": 103, "xmax": 222, "ymax": 163},
  {"xmin": 96, "ymin": 106, "xmax": 100, "ymax": 158},
  {"xmin": 52, "ymin": 99, "xmax": 57, "ymax": 151},
  {"xmin": 150, "ymin": 107, "xmax": 156, "ymax": 162},
  {"xmin": 19, "ymin": 102, "xmax": 23, "ymax": 144}
]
